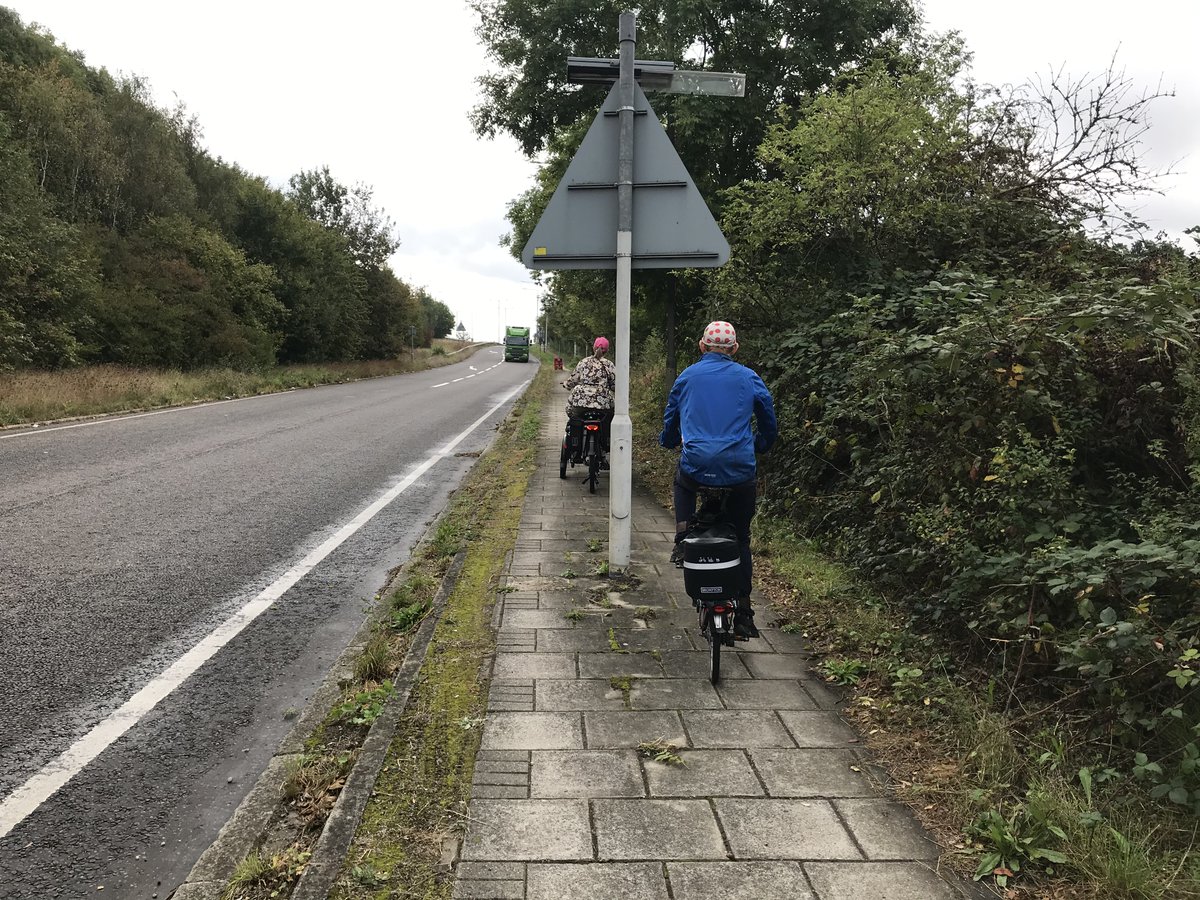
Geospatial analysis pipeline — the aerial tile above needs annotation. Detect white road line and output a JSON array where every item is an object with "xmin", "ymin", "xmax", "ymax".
[
  {"xmin": 0, "ymin": 378, "xmax": 532, "ymax": 840},
  {"xmin": 452, "ymin": 378, "xmax": 464, "ymax": 382},
  {"xmin": 432, "ymin": 382, "xmax": 449, "ymax": 388}
]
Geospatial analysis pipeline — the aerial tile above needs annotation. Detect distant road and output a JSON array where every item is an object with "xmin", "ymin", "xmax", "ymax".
[{"xmin": 0, "ymin": 349, "xmax": 533, "ymax": 898}]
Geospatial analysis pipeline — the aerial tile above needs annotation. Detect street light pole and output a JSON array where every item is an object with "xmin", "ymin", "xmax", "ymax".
[{"xmin": 608, "ymin": 10, "xmax": 636, "ymax": 570}]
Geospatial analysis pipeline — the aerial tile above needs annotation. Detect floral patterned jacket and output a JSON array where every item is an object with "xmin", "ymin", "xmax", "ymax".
[{"xmin": 564, "ymin": 355, "xmax": 616, "ymax": 410}]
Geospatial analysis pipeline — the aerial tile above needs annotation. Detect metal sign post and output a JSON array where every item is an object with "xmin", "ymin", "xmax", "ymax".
[
  {"xmin": 608, "ymin": 12, "xmax": 636, "ymax": 568},
  {"xmin": 521, "ymin": 9, "xmax": 743, "ymax": 574}
]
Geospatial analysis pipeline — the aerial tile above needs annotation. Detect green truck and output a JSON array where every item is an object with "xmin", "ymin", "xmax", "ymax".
[{"xmin": 503, "ymin": 325, "xmax": 530, "ymax": 362}]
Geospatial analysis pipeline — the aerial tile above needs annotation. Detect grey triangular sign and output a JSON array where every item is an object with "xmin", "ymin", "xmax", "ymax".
[{"xmin": 521, "ymin": 82, "xmax": 729, "ymax": 270}]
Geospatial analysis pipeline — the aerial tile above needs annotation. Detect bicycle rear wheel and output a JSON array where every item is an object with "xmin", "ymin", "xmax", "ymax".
[
  {"xmin": 559, "ymin": 439, "xmax": 569, "ymax": 479},
  {"xmin": 709, "ymin": 627, "xmax": 721, "ymax": 684},
  {"xmin": 585, "ymin": 435, "xmax": 599, "ymax": 493}
]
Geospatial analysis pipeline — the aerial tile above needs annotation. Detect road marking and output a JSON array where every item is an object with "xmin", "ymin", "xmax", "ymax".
[
  {"xmin": 0, "ymin": 378, "xmax": 532, "ymax": 840},
  {"xmin": 432, "ymin": 382, "xmax": 449, "ymax": 388}
]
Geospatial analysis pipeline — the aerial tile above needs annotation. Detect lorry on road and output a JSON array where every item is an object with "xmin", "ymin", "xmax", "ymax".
[{"xmin": 503, "ymin": 325, "xmax": 530, "ymax": 362}]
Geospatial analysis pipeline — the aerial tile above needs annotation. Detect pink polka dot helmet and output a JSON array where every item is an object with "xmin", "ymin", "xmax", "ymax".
[{"xmin": 701, "ymin": 320, "xmax": 737, "ymax": 348}]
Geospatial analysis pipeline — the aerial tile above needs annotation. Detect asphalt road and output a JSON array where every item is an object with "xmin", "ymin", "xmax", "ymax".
[{"xmin": 0, "ymin": 349, "xmax": 534, "ymax": 898}]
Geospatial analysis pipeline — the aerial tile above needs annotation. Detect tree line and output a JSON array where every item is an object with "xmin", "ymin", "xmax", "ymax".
[
  {"xmin": 473, "ymin": 0, "xmax": 1200, "ymax": 844},
  {"xmin": 0, "ymin": 7, "xmax": 454, "ymax": 373}
]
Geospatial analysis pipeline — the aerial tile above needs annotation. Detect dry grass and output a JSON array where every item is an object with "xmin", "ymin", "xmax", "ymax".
[{"xmin": 0, "ymin": 344, "xmax": 492, "ymax": 427}]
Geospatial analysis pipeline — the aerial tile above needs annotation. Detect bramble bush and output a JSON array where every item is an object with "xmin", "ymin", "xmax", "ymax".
[{"xmin": 754, "ymin": 269, "xmax": 1200, "ymax": 809}]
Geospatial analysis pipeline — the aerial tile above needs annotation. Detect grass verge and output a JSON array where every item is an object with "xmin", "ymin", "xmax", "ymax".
[
  {"xmin": 0, "ymin": 338, "xmax": 484, "ymax": 426},
  {"xmin": 325, "ymin": 353, "xmax": 550, "ymax": 899}
]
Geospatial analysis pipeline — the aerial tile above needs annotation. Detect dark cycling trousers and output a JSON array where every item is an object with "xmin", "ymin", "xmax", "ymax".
[
  {"xmin": 567, "ymin": 406, "xmax": 613, "ymax": 452},
  {"xmin": 673, "ymin": 466, "xmax": 756, "ymax": 600}
]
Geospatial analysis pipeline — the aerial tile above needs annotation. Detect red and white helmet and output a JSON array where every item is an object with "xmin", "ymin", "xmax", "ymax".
[{"xmin": 701, "ymin": 320, "xmax": 737, "ymax": 348}]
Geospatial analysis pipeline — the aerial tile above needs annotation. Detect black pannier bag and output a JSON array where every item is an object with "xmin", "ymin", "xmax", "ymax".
[{"xmin": 682, "ymin": 523, "xmax": 742, "ymax": 602}]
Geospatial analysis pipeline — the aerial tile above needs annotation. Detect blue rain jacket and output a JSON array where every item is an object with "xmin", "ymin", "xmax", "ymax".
[{"xmin": 659, "ymin": 352, "xmax": 778, "ymax": 485}]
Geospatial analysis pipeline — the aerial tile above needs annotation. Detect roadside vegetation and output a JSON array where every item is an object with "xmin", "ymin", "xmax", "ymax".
[
  {"xmin": 1, "ymin": 8, "xmax": 455, "ymax": 377},
  {"xmin": 218, "ymin": 353, "xmax": 548, "ymax": 900},
  {"xmin": 0, "ymin": 338, "xmax": 483, "ymax": 426}
]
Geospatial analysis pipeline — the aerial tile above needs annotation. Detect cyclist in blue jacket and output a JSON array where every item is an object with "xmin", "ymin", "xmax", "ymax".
[{"xmin": 660, "ymin": 321, "xmax": 777, "ymax": 637}]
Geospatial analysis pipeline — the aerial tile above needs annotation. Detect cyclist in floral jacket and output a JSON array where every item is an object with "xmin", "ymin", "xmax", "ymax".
[{"xmin": 564, "ymin": 337, "xmax": 616, "ymax": 459}]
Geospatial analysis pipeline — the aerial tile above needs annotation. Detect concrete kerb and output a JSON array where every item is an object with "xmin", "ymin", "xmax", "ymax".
[
  {"xmin": 291, "ymin": 548, "xmax": 469, "ymax": 899},
  {"xmin": 170, "ymin": 544, "xmax": 470, "ymax": 899}
]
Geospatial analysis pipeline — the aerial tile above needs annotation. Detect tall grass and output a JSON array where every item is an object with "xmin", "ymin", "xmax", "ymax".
[{"xmin": 0, "ymin": 344, "xmax": 489, "ymax": 427}]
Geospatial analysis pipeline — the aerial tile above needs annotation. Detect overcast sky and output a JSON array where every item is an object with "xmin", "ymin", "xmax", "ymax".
[{"xmin": 9, "ymin": 2, "xmax": 1199, "ymax": 344}]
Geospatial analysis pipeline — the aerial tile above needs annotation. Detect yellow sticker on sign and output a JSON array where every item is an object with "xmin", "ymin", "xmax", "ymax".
[{"xmin": 534, "ymin": 247, "xmax": 547, "ymax": 256}]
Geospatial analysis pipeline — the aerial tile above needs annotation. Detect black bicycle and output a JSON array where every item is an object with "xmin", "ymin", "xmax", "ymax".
[
  {"xmin": 559, "ymin": 413, "xmax": 604, "ymax": 493},
  {"xmin": 679, "ymin": 489, "xmax": 747, "ymax": 683}
]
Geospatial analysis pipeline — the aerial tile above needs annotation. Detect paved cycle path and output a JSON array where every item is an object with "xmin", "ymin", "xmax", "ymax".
[{"xmin": 453, "ymin": 388, "xmax": 974, "ymax": 900}]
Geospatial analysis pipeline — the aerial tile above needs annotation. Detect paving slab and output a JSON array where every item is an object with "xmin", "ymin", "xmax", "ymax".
[
  {"xmin": 536, "ymin": 679, "xmax": 628, "ymax": 711},
  {"xmin": 667, "ymin": 861, "xmax": 816, "ymax": 900},
  {"xmin": 493, "ymin": 653, "xmax": 577, "ymax": 680},
  {"xmin": 629, "ymin": 678, "xmax": 724, "ymax": 710},
  {"xmin": 530, "ymin": 750, "xmax": 644, "ymax": 798},
  {"xmin": 608, "ymin": 628, "xmax": 695, "ymax": 652},
  {"xmin": 481, "ymin": 712, "xmax": 583, "ymax": 750},
  {"xmin": 593, "ymin": 799, "xmax": 727, "ymax": 860},
  {"xmin": 804, "ymin": 861, "xmax": 963, "ymax": 899},
  {"xmin": 757, "ymin": 630, "xmax": 813, "ymax": 654},
  {"xmin": 504, "ymin": 609, "xmax": 580, "ymax": 630},
  {"xmin": 644, "ymin": 750, "xmax": 763, "ymax": 797},
  {"xmin": 577, "ymin": 653, "xmax": 666, "ymax": 679},
  {"xmin": 749, "ymin": 749, "xmax": 875, "ymax": 798},
  {"xmin": 832, "ymin": 799, "xmax": 942, "ymax": 859},
  {"xmin": 775, "ymin": 710, "xmax": 860, "ymax": 748},
  {"xmin": 716, "ymin": 680, "xmax": 817, "ymax": 710},
  {"xmin": 453, "ymin": 862, "xmax": 527, "ymax": 899},
  {"xmin": 526, "ymin": 863, "xmax": 668, "ymax": 900},
  {"xmin": 656, "ymin": 650, "xmax": 751, "ymax": 679},
  {"xmin": 682, "ymin": 711, "xmax": 796, "ymax": 748},
  {"xmin": 714, "ymin": 799, "xmax": 861, "ymax": 860},
  {"xmin": 535, "ymin": 628, "xmax": 616, "ymax": 653},
  {"xmin": 583, "ymin": 711, "xmax": 689, "ymax": 749},
  {"xmin": 533, "ymin": 591, "xmax": 583, "ymax": 608},
  {"xmin": 460, "ymin": 800, "xmax": 593, "ymax": 861},
  {"xmin": 739, "ymin": 653, "xmax": 808, "ymax": 679}
]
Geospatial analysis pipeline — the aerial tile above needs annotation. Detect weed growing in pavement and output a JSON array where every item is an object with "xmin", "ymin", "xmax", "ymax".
[
  {"xmin": 594, "ymin": 559, "xmax": 610, "ymax": 577},
  {"xmin": 225, "ymin": 852, "xmax": 271, "ymax": 897},
  {"xmin": 389, "ymin": 599, "xmax": 428, "ymax": 633},
  {"xmin": 587, "ymin": 538, "xmax": 602, "ymax": 553},
  {"xmin": 609, "ymin": 676, "xmax": 634, "ymax": 708},
  {"xmin": 560, "ymin": 567, "xmax": 577, "ymax": 579},
  {"xmin": 607, "ymin": 627, "xmax": 627, "ymax": 653},
  {"xmin": 353, "ymin": 636, "xmax": 394, "ymax": 684},
  {"xmin": 332, "ymin": 683, "xmax": 394, "ymax": 728},
  {"xmin": 564, "ymin": 608, "xmax": 585, "ymax": 622},
  {"xmin": 633, "ymin": 605, "xmax": 657, "ymax": 620},
  {"xmin": 637, "ymin": 738, "xmax": 685, "ymax": 767}
]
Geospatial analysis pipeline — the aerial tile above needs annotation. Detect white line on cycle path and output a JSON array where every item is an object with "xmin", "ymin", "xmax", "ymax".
[{"xmin": 0, "ymin": 378, "xmax": 531, "ymax": 840}]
